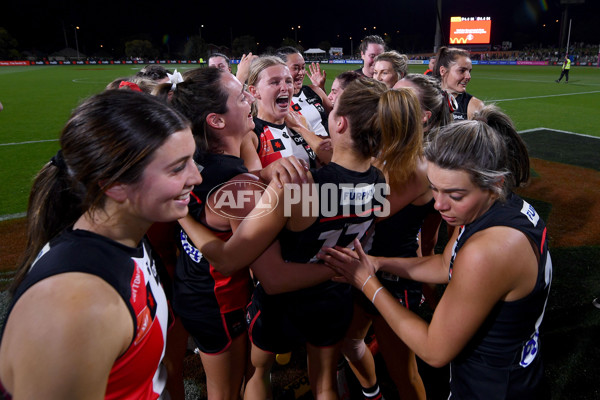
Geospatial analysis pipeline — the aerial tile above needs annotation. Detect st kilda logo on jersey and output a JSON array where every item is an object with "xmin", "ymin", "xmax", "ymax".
[{"xmin": 270, "ymin": 138, "xmax": 285, "ymax": 152}]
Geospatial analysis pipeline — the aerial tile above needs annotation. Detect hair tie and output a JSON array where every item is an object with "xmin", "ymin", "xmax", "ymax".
[
  {"xmin": 443, "ymin": 91, "xmax": 458, "ymax": 113},
  {"xmin": 167, "ymin": 69, "xmax": 184, "ymax": 90},
  {"xmin": 118, "ymin": 81, "xmax": 143, "ymax": 92},
  {"xmin": 50, "ymin": 150, "xmax": 67, "ymax": 171}
]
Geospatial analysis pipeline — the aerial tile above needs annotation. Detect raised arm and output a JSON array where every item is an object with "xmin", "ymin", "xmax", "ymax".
[
  {"xmin": 309, "ymin": 83, "xmax": 333, "ymax": 114},
  {"xmin": 285, "ymin": 111, "xmax": 333, "ymax": 164},
  {"xmin": 235, "ymin": 52, "xmax": 258, "ymax": 85},
  {"xmin": 308, "ymin": 62, "xmax": 327, "ymax": 92}
]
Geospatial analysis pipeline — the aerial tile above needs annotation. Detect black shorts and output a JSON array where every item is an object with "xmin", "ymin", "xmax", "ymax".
[
  {"xmin": 181, "ymin": 308, "xmax": 247, "ymax": 354},
  {"xmin": 357, "ymin": 272, "xmax": 423, "ymax": 315},
  {"xmin": 246, "ymin": 282, "xmax": 353, "ymax": 354}
]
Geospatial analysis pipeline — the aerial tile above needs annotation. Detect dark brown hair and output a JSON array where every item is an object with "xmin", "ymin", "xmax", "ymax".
[{"xmin": 11, "ymin": 90, "xmax": 189, "ymax": 295}]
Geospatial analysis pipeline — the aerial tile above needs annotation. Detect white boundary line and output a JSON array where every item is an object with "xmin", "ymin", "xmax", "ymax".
[
  {"xmin": 490, "ymin": 90, "xmax": 600, "ymax": 103},
  {"xmin": 0, "ymin": 139, "xmax": 58, "ymax": 147},
  {"xmin": 0, "ymin": 212, "xmax": 27, "ymax": 222},
  {"xmin": 519, "ymin": 127, "xmax": 600, "ymax": 140}
]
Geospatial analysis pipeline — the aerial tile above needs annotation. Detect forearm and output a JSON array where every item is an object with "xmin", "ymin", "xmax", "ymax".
[
  {"xmin": 293, "ymin": 126, "xmax": 332, "ymax": 164},
  {"xmin": 253, "ymin": 261, "xmax": 336, "ymax": 295},
  {"xmin": 179, "ymin": 214, "xmax": 278, "ymax": 275},
  {"xmin": 310, "ymin": 85, "xmax": 333, "ymax": 113},
  {"xmin": 178, "ymin": 215, "xmax": 240, "ymax": 275},
  {"xmin": 362, "ymin": 277, "xmax": 451, "ymax": 367},
  {"xmin": 376, "ymin": 254, "xmax": 449, "ymax": 284}
]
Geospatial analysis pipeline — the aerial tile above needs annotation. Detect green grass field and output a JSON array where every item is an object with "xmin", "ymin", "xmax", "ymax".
[{"xmin": 1, "ymin": 63, "xmax": 599, "ymax": 217}]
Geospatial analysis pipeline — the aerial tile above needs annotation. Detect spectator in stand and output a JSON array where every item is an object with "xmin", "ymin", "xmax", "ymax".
[
  {"xmin": 424, "ymin": 56, "xmax": 436, "ymax": 75},
  {"xmin": 373, "ymin": 51, "xmax": 409, "ymax": 88},
  {"xmin": 433, "ymin": 47, "xmax": 484, "ymax": 121},
  {"xmin": 355, "ymin": 35, "xmax": 386, "ymax": 78}
]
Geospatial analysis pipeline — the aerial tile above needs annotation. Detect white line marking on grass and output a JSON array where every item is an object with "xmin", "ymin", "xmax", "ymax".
[
  {"xmin": 491, "ymin": 90, "xmax": 600, "ymax": 103},
  {"xmin": 476, "ymin": 76, "xmax": 600, "ymax": 87},
  {"xmin": 519, "ymin": 127, "xmax": 600, "ymax": 140},
  {"xmin": 0, "ymin": 212, "xmax": 26, "ymax": 222},
  {"xmin": 0, "ymin": 270, "xmax": 16, "ymax": 278},
  {"xmin": 0, "ymin": 139, "xmax": 58, "ymax": 147}
]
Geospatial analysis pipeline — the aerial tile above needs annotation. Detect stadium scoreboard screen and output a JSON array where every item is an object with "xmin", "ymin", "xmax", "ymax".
[{"xmin": 449, "ymin": 16, "xmax": 492, "ymax": 45}]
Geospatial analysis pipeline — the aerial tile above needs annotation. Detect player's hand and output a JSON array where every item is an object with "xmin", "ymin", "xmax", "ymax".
[
  {"xmin": 319, "ymin": 239, "xmax": 377, "ymax": 289},
  {"xmin": 308, "ymin": 62, "xmax": 326, "ymax": 90},
  {"xmin": 259, "ymin": 156, "xmax": 310, "ymax": 188}
]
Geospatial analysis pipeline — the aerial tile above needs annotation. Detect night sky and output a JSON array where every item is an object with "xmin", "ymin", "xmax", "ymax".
[{"xmin": 2, "ymin": 0, "xmax": 599, "ymax": 56}]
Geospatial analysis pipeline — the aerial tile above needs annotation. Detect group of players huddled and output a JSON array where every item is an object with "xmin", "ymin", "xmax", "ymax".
[{"xmin": 0, "ymin": 35, "xmax": 552, "ymax": 400}]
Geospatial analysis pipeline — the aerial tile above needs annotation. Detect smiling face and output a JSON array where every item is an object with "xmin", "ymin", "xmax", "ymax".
[
  {"xmin": 220, "ymin": 73, "xmax": 255, "ymax": 136},
  {"xmin": 125, "ymin": 128, "xmax": 202, "ymax": 224},
  {"xmin": 373, "ymin": 60, "xmax": 399, "ymax": 88},
  {"xmin": 284, "ymin": 52, "xmax": 306, "ymax": 94},
  {"xmin": 251, "ymin": 64, "xmax": 294, "ymax": 124},
  {"xmin": 440, "ymin": 55, "xmax": 472, "ymax": 95},
  {"xmin": 361, "ymin": 43, "xmax": 385, "ymax": 78},
  {"xmin": 428, "ymin": 163, "xmax": 496, "ymax": 226}
]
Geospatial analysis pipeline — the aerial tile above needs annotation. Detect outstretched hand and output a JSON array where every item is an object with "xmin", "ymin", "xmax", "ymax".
[
  {"xmin": 318, "ymin": 238, "xmax": 377, "ymax": 289},
  {"xmin": 236, "ymin": 52, "xmax": 258, "ymax": 84},
  {"xmin": 308, "ymin": 62, "xmax": 327, "ymax": 90}
]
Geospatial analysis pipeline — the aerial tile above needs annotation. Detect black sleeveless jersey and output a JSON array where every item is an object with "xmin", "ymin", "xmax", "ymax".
[
  {"xmin": 278, "ymin": 162, "xmax": 386, "ymax": 264},
  {"xmin": 369, "ymin": 199, "xmax": 435, "ymax": 258},
  {"xmin": 452, "ymin": 92, "xmax": 473, "ymax": 121},
  {"xmin": 368, "ymin": 199, "xmax": 435, "ymax": 291},
  {"xmin": 448, "ymin": 193, "xmax": 552, "ymax": 400},
  {"xmin": 174, "ymin": 153, "xmax": 252, "ymax": 319},
  {"xmin": 269, "ymin": 162, "xmax": 386, "ymax": 298},
  {"xmin": 186, "ymin": 153, "xmax": 248, "ymax": 221},
  {"xmin": 1, "ymin": 229, "xmax": 169, "ymax": 399}
]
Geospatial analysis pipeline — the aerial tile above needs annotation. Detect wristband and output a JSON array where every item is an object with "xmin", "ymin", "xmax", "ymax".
[
  {"xmin": 361, "ymin": 275, "xmax": 373, "ymax": 292},
  {"xmin": 372, "ymin": 286, "xmax": 384, "ymax": 303}
]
